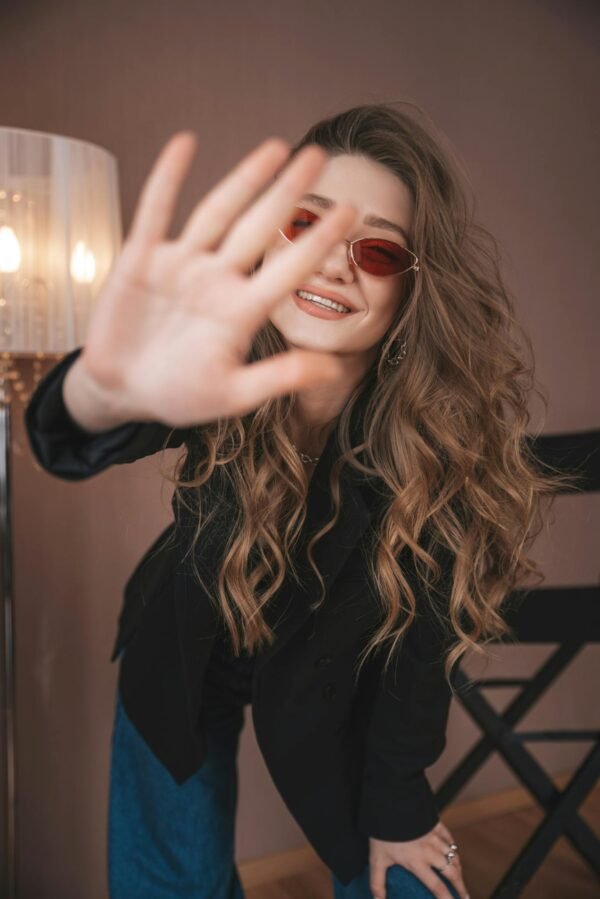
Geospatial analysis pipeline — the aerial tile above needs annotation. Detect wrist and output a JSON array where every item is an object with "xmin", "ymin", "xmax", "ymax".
[{"xmin": 62, "ymin": 355, "xmax": 137, "ymax": 434}]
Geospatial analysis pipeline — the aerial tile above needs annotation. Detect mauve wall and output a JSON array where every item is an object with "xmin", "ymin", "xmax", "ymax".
[{"xmin": 1, "ymin": 0, "xmax": 598, "ymax": 896}]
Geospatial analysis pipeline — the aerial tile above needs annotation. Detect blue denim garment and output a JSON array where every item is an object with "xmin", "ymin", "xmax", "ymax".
[
  {"xmin": 108, "ymin": 685, "xmax": 246, "ymax": 899},
  {"xmin": 332, "ymin": 861, "xmax": 461, "ymax": 898},
  {"xmin": 108, "ymin": 676, "xmax": 461, "ymax": 899}
]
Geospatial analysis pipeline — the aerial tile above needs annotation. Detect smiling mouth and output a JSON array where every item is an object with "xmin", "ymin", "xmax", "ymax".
[{"xmin": 294, "ymin": 289, "xmax": 354, "ymax": 314}]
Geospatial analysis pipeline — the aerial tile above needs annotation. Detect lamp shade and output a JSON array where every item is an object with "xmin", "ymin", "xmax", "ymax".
[{"xmin": 0, "ymin": 127, "xmax": 122, "ymax": 356}]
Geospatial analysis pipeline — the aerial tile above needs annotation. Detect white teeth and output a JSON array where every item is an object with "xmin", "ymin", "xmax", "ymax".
[{"xmin": 297, "ymin": 290, "xmax": 352, "ymax": 313}]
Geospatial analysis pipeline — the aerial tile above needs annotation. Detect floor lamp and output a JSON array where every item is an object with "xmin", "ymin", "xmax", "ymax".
[{"xmin": 0, "ymin": 126, "xmax": 121, "ymax": 897}]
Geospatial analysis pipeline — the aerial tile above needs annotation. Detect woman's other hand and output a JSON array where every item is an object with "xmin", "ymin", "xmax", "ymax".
[{"xmin": 368, "ymin": 821, "xmax": 470, "ymax": 899}]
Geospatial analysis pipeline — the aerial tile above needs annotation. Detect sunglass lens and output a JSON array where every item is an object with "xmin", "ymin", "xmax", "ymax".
[
  {"xmin": 281, "ymin": 207, "xmax": 319, "ymax": 241},
  {"xmin": 353, "ymin": 239, "xmax": 413, "ymax": 276}
]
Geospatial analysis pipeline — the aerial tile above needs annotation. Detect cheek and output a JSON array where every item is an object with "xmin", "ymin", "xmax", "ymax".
[{"xmin": 366, "ymin": 284, "xmax": 402, "ymax": 328}]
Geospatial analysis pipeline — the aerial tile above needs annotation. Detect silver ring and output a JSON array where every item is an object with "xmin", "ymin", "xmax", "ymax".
[
  {"xmin": 449, "ymin": 842, "xmax": 459, "ymax": 853},
  {"xmin": 440, "ymin": 849, "xmax": 457, "ymax": 870}
]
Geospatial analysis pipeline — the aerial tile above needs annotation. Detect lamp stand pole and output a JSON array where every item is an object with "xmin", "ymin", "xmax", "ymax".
[{"xmin": 0, "ymin": 397, "xmax": 16, "ymax": 899}]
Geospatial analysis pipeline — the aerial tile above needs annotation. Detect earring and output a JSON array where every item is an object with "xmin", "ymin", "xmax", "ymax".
[{"xmin": 385, "ymin": 338, "xmax": 408, "ymax": 366}]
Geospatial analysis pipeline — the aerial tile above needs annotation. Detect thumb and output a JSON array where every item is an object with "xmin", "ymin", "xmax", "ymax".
[
  {"xmin": 229, "ymin": 349, "xmax": 342, "ymax": 412},
  {"xmin": 369, "ymin": 860, "xmax": 388, "ymax": 899}
]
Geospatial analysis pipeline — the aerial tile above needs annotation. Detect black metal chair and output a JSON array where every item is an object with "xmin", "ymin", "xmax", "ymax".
[{"xmin": 436, "ymin": 429, "xmax": 600, "ymax": 898}]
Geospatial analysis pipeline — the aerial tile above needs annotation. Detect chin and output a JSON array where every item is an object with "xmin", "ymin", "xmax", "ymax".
[
  {"xmin": 269, "ymin": 301, "xmax": 343, "ymax": 352},
  {"xmin": 276, "ymin": 326, "xmax": 338, "ymax": 355}
]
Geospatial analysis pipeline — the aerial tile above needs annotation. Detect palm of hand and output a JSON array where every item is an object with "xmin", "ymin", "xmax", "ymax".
[{"xmin": 79, "ymin": 133, "xmax": 357, "ymax": 429}]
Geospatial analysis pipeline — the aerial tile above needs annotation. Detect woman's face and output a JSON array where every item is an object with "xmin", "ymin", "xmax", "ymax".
[{"xmin": 265, "ymin": 153, "xmax": 415, "ymax": 370}]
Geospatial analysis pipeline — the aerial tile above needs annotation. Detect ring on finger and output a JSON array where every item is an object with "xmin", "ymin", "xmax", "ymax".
[{"xmin": 440, "ymin": 848, "xmax": 457, "ymax": 870}]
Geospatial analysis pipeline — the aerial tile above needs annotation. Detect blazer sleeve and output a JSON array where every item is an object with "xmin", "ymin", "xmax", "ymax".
[
  {"xmin": 24, "ymin": 346, "xmax": 190, "ymax": 480},
  {"xmin": 356, "ymin": 545, "xmax": 455, "ymax": 843}
]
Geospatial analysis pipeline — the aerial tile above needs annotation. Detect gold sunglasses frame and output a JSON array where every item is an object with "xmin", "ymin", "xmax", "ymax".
[{"xmin": 277, "ymin": 207, "xmax": 420, "ymax": 277}]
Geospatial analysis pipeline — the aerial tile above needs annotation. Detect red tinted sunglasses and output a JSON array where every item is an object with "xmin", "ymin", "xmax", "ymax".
[{"xmin": 278, "ymin": 206, "xmax": 419, "ymax": 277}]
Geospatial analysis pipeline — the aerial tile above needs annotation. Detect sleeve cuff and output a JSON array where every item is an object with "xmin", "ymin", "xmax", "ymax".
[
  {"xmin": 357, "ymin": 770, "xmax": 441, "ymax": 842},
  {"xmin": 354, "ymin": 589, "xmax": 454, "ymax": 844},
  {"xmin": 24, "ymin": 348, "xmax": 154, "ymax": 480}
]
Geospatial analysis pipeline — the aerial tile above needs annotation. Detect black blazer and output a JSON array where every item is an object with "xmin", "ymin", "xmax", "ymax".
[{"xmin": 24, "ymin": 346, "xmax": 594, "ymax": 886}]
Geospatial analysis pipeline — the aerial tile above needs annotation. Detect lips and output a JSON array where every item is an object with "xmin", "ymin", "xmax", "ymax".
[{"xmin": 295, "ymin": 284, "xmax": 359, "ymax": 313}]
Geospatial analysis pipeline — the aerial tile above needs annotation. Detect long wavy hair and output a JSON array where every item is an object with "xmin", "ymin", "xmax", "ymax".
[{"xmin": 159, "ymin": 102, "xmax": 581, "ymax": 687}]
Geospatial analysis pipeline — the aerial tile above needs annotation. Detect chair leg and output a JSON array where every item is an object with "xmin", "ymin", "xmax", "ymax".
[
  {"xmin": 437, "ymin": 646, "xmax": 579, "ymax": 808},
  {"xmin": 439, "ymin": 652, "xmax": 600, "ymax": 893},
  {"xmin": 458, "ymin": 667, "xmax": 600, "ymax": 869},
  {"xmin": 490, "ymin": 741, "xmax": 600, "ymax": 898}
]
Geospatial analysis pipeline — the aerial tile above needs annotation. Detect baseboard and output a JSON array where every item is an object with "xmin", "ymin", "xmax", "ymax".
[{"xmin": 237, "ymin": 768, "xmax": 576, "ymax": 889}]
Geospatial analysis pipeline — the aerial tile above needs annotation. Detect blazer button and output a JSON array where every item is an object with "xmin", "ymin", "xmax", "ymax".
[
  {"xmin": 322, "ymin": 683, "xmax": 337, "ymax": 700},
  {"xmin": 314, "ymin": 655, "xmax": 333, "ymax": 669}
]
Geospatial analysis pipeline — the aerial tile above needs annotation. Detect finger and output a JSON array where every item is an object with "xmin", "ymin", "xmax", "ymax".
[
  {"xmin": 429, "ymin": 848, "xmax": 467, "ymax": 899},
  {"xmin": 439, "ymin": 854, "xmax": 463, "ymax": 881},
  {"xmin": 226, "ymin": 349, "xmax": 344, "ymax": 417},
  {"xmin": 411, "ymin": 864, "xmax": 456, "ymax": 899},
  {"xmin": 129, "ymin": 132, "xmax": 198, "ymax": 245},
  {"xmin": 434, "ymin": 821, "xmax": 455, "ymax": 845},
  {"xmin": 369, "ymin": 860, "xmax": 388, "ymax": 899},
  {"xmin": 243, "ymin": 203, "xmax": 357, "ymax": 327},
  {"xmin": 218, "ymin": 143, "xmax": 329, "ymax": 272},
  {"xmin": 432, "ymin": 834, "xmax": 461, "ymax": 864},
  {"xmin": 434, "ymin": 821, "xmax": 461, "ymax": 859},
  {"xmin": 179, "ymin": 137, "xmax": 291, "ymax": 252},
  {"xmin": 433, "ymin": 861, "xmax": 469, "ymax": 899}
]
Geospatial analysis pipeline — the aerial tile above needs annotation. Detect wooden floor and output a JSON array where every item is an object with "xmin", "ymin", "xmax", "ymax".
[{"xmin": 244, "ymin": 783, "xmax": 600, "ymax": 899}]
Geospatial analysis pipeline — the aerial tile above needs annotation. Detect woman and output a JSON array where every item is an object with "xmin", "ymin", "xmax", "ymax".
[{"xmin": 25, "ymin": 103, "xmax": 572, "ymax": 899}]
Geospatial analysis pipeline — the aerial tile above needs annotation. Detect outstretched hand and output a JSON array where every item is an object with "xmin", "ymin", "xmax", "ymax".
[{"xmin": 77, "ymin": 131, "xmax": 357, "ymax": 428}]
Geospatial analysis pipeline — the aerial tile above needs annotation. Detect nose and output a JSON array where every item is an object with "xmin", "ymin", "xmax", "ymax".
[{"xmin": 316, "ymin": 240, "xmax": 355, "ymax": 283}]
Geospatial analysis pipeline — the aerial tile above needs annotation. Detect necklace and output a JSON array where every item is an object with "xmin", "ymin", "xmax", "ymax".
[{"xmin": 291, "ymin": 442, "xmax": 320, "ymax": 465}]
